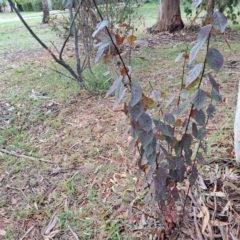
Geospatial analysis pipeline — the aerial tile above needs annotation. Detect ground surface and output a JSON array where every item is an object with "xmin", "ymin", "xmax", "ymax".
[{"xmin": 1, "ymin": 4, "xmax": 240, "ymax": 240}]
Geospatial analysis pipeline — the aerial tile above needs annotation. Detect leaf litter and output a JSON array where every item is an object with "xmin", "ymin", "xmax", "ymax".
[{"xmin": 1, "ymin": 24, "xmax": 240, "ymax": 240}]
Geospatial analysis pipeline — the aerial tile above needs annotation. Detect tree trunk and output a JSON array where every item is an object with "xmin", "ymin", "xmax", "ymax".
[
  {"xmin": 42, "ymin": 0, "xmax": 49, "ymax": 24},
  {"xmin": 150, "ymin": 0, "xmax": 184, "ymax": 33}
]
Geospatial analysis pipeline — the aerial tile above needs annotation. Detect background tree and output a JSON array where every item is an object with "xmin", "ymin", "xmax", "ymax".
[
  {"xmin": 42, "ymin": 0, "xmax": 49, "ymax": 23},
  {"xmin": 150, "ymin": 0, "xmax": 184, "ymax": 32},
  {"xmin": 183, "ymin": 0, "xmax": 240, "ymax": 24}
]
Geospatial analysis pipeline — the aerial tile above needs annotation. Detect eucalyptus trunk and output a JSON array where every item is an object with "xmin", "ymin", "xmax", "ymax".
[
  {"xmin": 42, "ymin": 0, "xmax": 49, "ymax": 24},
  {"xmin": 151, "ymin": 0, "xmax": 184, "ymax": 32}
]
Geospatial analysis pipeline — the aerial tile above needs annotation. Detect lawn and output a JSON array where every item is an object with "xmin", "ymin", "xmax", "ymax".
[{"xmin": 0, "ymin": 3, "xmax": 240, "ymax": 239}]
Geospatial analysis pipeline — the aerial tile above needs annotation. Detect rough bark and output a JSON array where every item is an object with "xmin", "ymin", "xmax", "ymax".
[
  {"xmin": 149, "ymin": 0, "xmax": 184, "ymax": 33},
  {"xmin": 42, "ymin": 0, "xmax": 49, "ymax": 24}
]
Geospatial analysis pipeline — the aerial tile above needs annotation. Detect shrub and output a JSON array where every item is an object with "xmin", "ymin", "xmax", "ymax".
[
  {"xmin": 20, "ymin": 2, "xmax": 33, "ymax": 12},
  {"xmin": 31, "ymin": 0, "xmax": 42, "ymax": 12}
]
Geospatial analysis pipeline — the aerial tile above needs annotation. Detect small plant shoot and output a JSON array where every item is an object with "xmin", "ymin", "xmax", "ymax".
[{"xmin": 93, "ymin": 0, "xmax": 229, "ymax": 233}]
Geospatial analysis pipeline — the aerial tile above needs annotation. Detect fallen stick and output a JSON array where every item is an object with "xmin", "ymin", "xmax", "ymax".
[
  {"xmin": 19, "ymin": 226, "xmax": 35, "ymax": 240},
  {"xmin": 68, "ymin": 225, "xmax": 80, "ymax": 240},
  {"xmin": 0, "ymin": 148, "xmax": 53, "ymax": 163}
]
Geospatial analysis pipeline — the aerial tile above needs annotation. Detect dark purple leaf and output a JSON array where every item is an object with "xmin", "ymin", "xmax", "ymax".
[
  {"xmin": 186, "ymin": 64, "xmax": 202, "ymax": 87},
  {"xmin": 171, "ymin": 187, "xmax": 179, "ymax": 201},
  {"xmin": 196, "ymin": 152, "xmax": 206, "ymax": 164},
  {"xmin": 164, "ymin": 113, "xmax": 175, "ymax": 125},
  {"xmin": 130, "ymin": 82, "xmax": 142, "ymax": 107},
  {"xmin": 182, "ymin": 134, "xmax": 192, "ymax": 152},
  {"xmin": 197, "ymin": 126, "xmax": 207, "ymax": 140},
  {"xmin": 138, "ymin": 113, "xmax": 152, "ymax": 132},
  {"xmin": 131, "ymin": 119, "xmax": 141, "ymax": 130},
  {"xmin": 193, "ymin": 109, "xmax": 205, "ymax": 126},
  {"xmin": 192, "ymin": 0, "xmax": 202, "ymax": 9},
  {"xmin": 211, "ymin": 11, "xmax": 228, "ymax": 33},
  {"xmin": 113, "ymin": 83, "xmax": 126, "ymax": 109},
  {"xmin": 197, "ymin": 24, "xmax": 212, "ymax": 44},
  {"xmin": 105, "ymin": 76, "xmax": 123, "ymax": 98},
  {"xmin": 192, "ymin": 122, "xmax": 198, "ymax": 139},
  {"xmin": 166, "ymin": 136, "xmax": 174, "ymax": 146},
  {"xmin": 177, "ymin": 165, "xmax": 186, "ymax": 182},
  {"xmin": 169, "ymin": 169, "xmax": 178, "ymax": 181},
  {"xmin": 159, "ymin": 144, "xmax": 171, "ymax": 159},
  {"xmin": 137, "ymin": 130, "xmax": 154, "ymax": 148},
  {"xmin": 146, "ymin": 151, "xmax": 157, "ymax": 164},
  {"xmin": 182, "ymin": 118, "xmax": 188, "ymax": 128},
  {"xmin": 211, "ymin": 88, "xmax": 222, "ymax": 102},
  {"xmin": 155, "ymin": 167, "xmax": 167, "ymax": 193},
  {"xmin": 206, "ymin": 48, "xmax": 224, "ymax": 73},
  {"xmin": 157, "ymin": 153, "xmax": 164, "ymax": 163},
  {"xmin": 208, "ymin": 73, "xmax": 219, "ymax": 93},
  {"xmin": 189, "ymin": 166, "xmax": 198, "ymax": 186},
  {"xmin": 128, "ymin": 102, "xmax": 143, "ymax": 121},
  {"xmin": 185, "ymin": 149, "xmax": 193, "ymax": 166},
  {"xmin": 176, "ymin": 155, "xmax": 185, "ymax": 169},
  {"xmin": 157, "ymin": 124, "xmax": 174, "ymax": 139},
  {"xmin": 145, "ymin": 137, "xmax": 156, "ymax": 157},
  {"xmin": 174, "ymin": 141, "xmax": 182, "ymax": 157},
  {"xmin": 189, "ymin": 42, "xmax": 201, "ymax": 64},
  {"xmin": 192, "ymin": 89, "xmax": 206, "ymax": 111},
  {"xmin": 176, "ymin": 98, "xmax": 191, "ymax": 116},
  {"xmin": 207, "ymin": 103, "xmax": 216, "ymax": 119},
  {"xmin": 189, "ymin": 25, "xmax": 212, "ymax": 64}
]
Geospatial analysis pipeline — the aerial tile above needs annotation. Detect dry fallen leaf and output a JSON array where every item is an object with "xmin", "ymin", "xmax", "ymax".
[
  {"xmin": 0, "ymin": 229, "xmax": 6, "ymax": 236},
  {"xmin": 201, "ymin": 206, "xmax": 210, "ymax": 234}
]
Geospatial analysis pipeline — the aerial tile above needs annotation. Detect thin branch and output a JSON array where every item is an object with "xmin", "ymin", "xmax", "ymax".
[
  {"xmin": 68, "ymin": 225, "xmax": 80, "ymax": 240},
  {"xmin": 59, "ymin": 0, "xmax": 83, "ymax": 60},
  {"xmin": 8, "ymin": 0, "xmax": 79, "ymax": 82},
  {"xmin": 19, "ymin": 226, "xmax": 35, "ymax": 240},
  {"xmin": 68, "ymin": 3, "xmax": 83, "ymax": 83},
  {"xmin": 50, "ymin": 41, "xmax": 59, "ymax": 54},
  {"xmin": 48, "ymin": 67, "xmax": 77, "ymax": 81},
  {"xmin": 0, "ymin": 148, "xmax": 53, "ymax": 163},
  {"xmin": 181, "ymin": 0, "xmax": 214, "ymax": 223}
]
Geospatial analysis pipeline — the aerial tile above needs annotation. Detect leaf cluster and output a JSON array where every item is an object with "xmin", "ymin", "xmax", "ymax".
[{"xmin": 94, "ymin": 0, "xmax": 228, "ymax": 226}]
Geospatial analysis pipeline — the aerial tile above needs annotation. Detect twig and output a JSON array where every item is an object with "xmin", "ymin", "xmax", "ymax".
[
  {"xmin": 8, "ymin": 0, "xmax": 79, "ymax": 82},
  {"xmin": 68, "ymin": 225, "xmax": 80, "ymax": 240},
  {"xmin": 50, "ymin": 41, "xmax": 59, "ymax": 54},
  {"xmin": 48, "ymin": 67, "xmax": 77, "ymax": 81},
  {"xmin": 0, "ymin": 148, "xmax": 53, "ymax": 163},
  {"xmin": 181, "ymin": 2, "xmax": 213, "ymax": 222},
  {"xmin": 19, "ymin": 226, "xmax": 35, "ymax": 240},
  {"xmin": 44, "ymin": 216, "xmax": 58, "ymax": 235},
  {"xmin": 59, "ymin": 0, "xmax": 83, "ymax": 60},
  {"xmin": 6, "ymin": 185, "xmax": 28, "ymax": 202}
]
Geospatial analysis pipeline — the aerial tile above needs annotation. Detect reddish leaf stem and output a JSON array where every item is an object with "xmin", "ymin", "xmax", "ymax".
[{"xmin": 180, "ymin": 16, "xmax": 213, "ymax": 225}]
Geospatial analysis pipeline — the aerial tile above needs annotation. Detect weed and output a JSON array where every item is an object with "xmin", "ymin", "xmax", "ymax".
[
  {"xmin": 5, "ymin": 225, "xmax": 14, "ymax": 240},
  {"xmin": 84, "ymin": 64, "xmax": 112, "ymax": 94}
]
